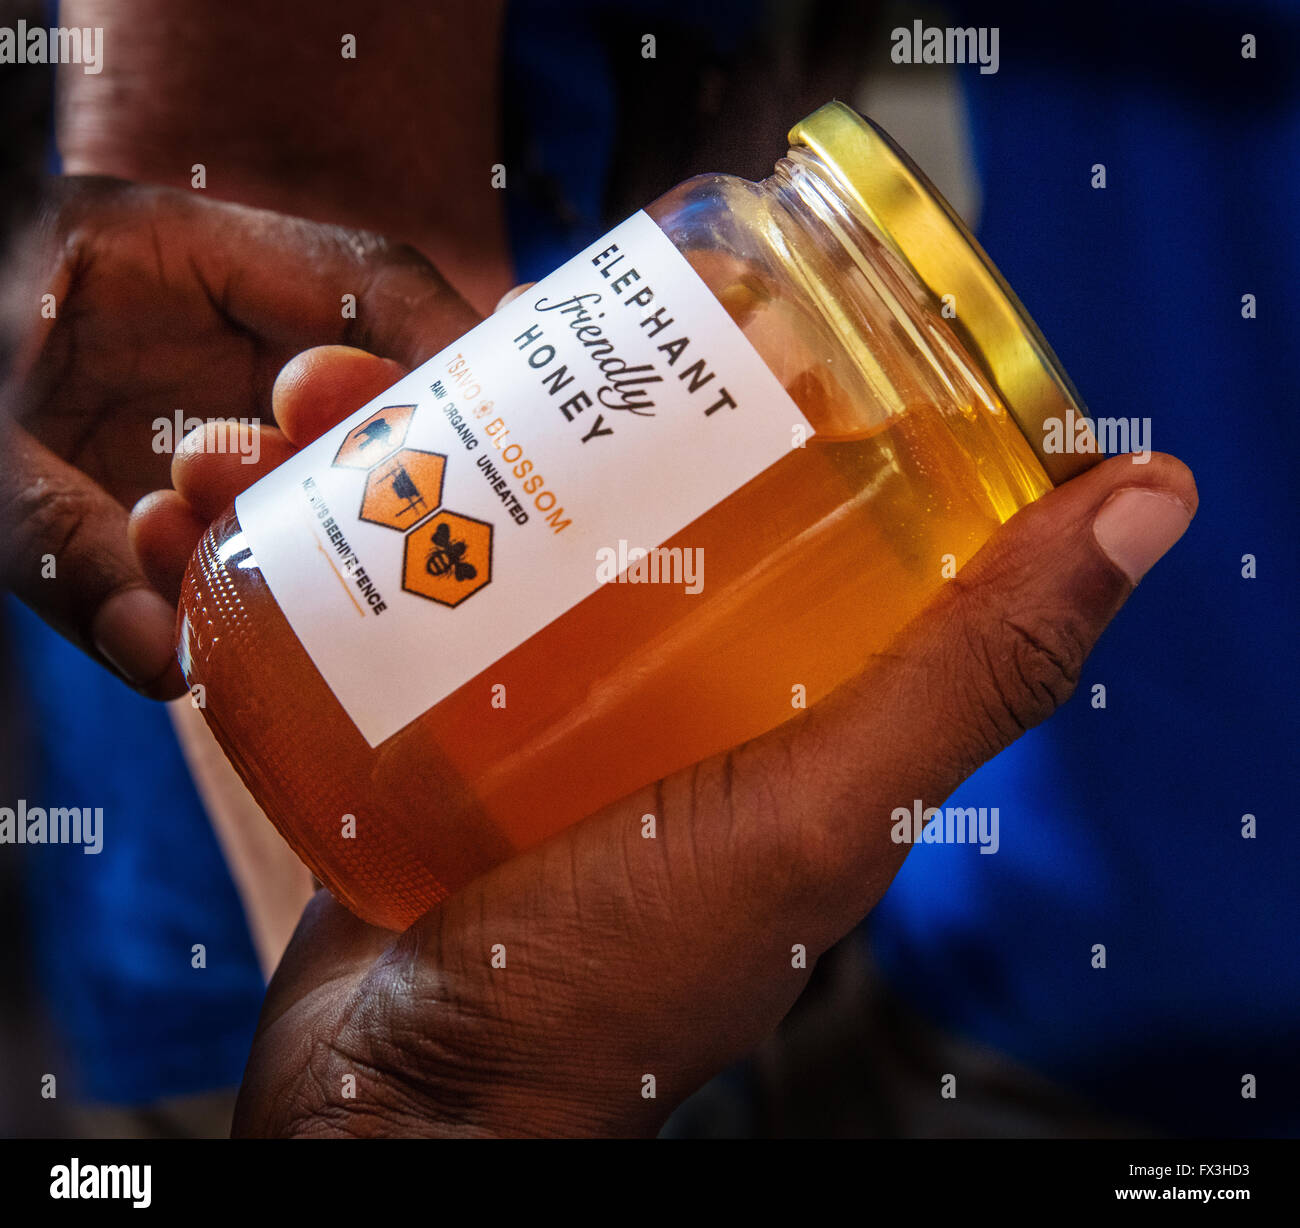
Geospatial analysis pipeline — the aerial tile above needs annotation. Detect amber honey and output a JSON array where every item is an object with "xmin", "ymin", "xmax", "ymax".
[{"xmin": 179, "ymin": 104, "xmax": 1076, "ymax": 929}]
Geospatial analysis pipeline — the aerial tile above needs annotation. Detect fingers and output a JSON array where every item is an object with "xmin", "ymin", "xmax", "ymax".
[
  {"xmin": 169, "ymin": 420, "xmax": 297, "ymax": 522},
  {"xmin": 271, "ymin": 346, "xmax": 409, "ymax": 446},
  {"xmin": 40, "ymin": 178, "xmax": 479, "ymax": 408},
  {"xmin": 4, "ymin": 179, "xmax": 483, "ymax": 704},
  {"xmin": 248, "ymin": 281, "xmax": 519, "ymax": 453},
  {"xmin": 131, "ymin": 353, "xmax": 405, "ymax": 597},
  {"xmin": 264, "ymin": 276, "xmax": 523, "ymax": 447},
  {"xmin": 129, "ymin": 422, "xmax": 294, "ymax": 601},
  {"xmin": 0, "ymin": 423, "xmax": 185, "ymax": 698},
  {"xmin": 167, "ymin": 351, "xmax": 403, "ymax": 517},
  {"xmin": 176, "ymin": 189, "xmax": 483, "ymax": 369},
  {"xmin": 171, "ymin": 284, "xmax": 505, "ymax": 529},
  {"xmin": 128, "ymin": 490, "xmax": 209, "ymax": 607}
]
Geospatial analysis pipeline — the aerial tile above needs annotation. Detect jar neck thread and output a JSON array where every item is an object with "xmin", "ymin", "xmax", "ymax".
[{"xmin": 765, "ymin": 147, "xmax": 1007, "ymax": 427}]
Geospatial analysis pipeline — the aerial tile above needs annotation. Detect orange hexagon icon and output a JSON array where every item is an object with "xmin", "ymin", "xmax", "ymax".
[
  {"xmin": 402, "ymin": 510, "xmax": 492, "ymax": 607},
  {"xmin": 360, "ymin": 449, "xmax": 446, "ymax": 531},
  {"xmin": 333, "ymin": 404, "xmax": 415, "ymax": 469}
]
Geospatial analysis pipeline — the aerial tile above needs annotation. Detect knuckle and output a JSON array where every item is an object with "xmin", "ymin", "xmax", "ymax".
[
  {"xmin": 331, "ymin": 225, "xmax": 434, "ymax": 282},
  {"xmin": 716, "ymin": 734, "xmax": 838, "ymax": 910},
  {"xmin": 343, "ymin": 234, "xmax": 465, "ymax": 361},
  {"xmin": 374, "ymin": 238, "xmax": 437, "ymax": 277},
  {"xmin": 0, "ymin": 476, "xmax": 90, "ymax": 575},
  {"xmin": 44, "ymin": 177, "xmax": 136, "ymax": 264},
  {"xmin": 1002, "ymin": 612, "xmax": 1086, "ymax": 714},
  {"xmin": 962, "ymin": 597, "xmax": 1088, "ymax": 746},
  {"xmin": 773, "ymin": 813, "xmax": 842, "ymax": 905}
]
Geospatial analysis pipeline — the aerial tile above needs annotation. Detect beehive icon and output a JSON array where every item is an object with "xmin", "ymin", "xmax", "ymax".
[{"xmin": 359, "ymin": 449, "xmax": 446, "ymax": 530}]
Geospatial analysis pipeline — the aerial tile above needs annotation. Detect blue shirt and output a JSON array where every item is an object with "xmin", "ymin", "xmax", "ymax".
[{"xmin": 9, "ymin": 600, "xmax": 264, "ymax": 1104}]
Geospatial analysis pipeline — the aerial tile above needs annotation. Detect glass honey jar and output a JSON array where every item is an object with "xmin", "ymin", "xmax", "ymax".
[{"xmin": 178, "ymin": 102, "xmax": 1089, "ymax": 929}]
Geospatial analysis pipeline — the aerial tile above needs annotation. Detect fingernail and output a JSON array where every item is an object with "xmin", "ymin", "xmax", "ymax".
[
  {"xmin": 1093, "ymin": 489, "xmax": 1193, "ymax": 585},
  {"xmin": 92, "ymin": 588, "xmax": 178, "ymax": 686},
  {"xmin": 494, "ymin": 283, "xmax": 534, "ymax": 313}
]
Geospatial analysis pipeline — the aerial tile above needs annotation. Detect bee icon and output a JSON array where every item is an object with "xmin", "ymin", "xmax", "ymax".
[{"xmin": 425, "ymin": 521, "xmax": 477, "ymax": 582}]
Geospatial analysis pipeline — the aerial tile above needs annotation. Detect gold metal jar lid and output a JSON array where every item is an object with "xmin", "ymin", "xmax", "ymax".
[{"xmin": 788, "ymin": 101, "xmax": 1092, "ymax": 485}]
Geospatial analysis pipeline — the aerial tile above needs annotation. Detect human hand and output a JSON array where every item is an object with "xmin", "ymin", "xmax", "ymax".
[
  {"xmin": 132, "ymin": 344, "xmax": 1196, "ymax": 1136},
  {"xmin": 0, "ymin": 176, "xmax": 477, "ymax": 696}
]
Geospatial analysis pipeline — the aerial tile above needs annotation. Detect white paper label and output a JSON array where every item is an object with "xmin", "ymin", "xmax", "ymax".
[{"xmin": 236, "ymin": 210, "xmax": 811, "ymax": 746}]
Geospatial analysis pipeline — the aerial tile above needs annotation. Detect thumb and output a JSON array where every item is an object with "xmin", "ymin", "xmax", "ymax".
[
  {"xmin": 0, "ymin": 422, "xmax": 185, "ymax": 698},
  {"xmin": 721, "ymin": 450, "xmax": 1198, "ymax": 947}
]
